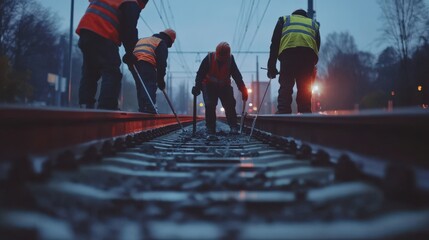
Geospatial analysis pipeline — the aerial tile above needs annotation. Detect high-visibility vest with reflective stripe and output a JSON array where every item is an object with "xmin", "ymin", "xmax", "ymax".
[
  {"xmin": 76, "ymin": 0, "xmax": 138, "ymax": 45},
  {"xmin": 202, "ymin": 52, "xmax": 232, "ymax": 86},
  {"xmin": 133, "ymin": 37, "xmax": 162, "ymax": 67},
  {"xmin": 278, "ymin": 15, "xmax": 319, "ymax": 56}
]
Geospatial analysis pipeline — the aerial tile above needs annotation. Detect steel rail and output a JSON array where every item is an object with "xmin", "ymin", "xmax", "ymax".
[
  {"xmin": 0, "ymin": 106, "xmax": 198, "ymax": 159},
  {"xmin": 243, "ymin": 108, "xmax": 429, "ymax": 166}
]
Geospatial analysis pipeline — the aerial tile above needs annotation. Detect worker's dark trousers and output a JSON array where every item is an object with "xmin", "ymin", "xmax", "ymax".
[
  {"xmin": 202, "ymin": 84, "xmax": 238, "ymax": 132},
  {"xmin": 78, "ymin": 30, "xmax": 122, "ymax": 110},
  {"xmin": 132, "ymin": 61, "xmax": 157, "ymax": 113},
  {"xmin": 278, "ymin": 48, "xmax": 317, "ymax": 114}
]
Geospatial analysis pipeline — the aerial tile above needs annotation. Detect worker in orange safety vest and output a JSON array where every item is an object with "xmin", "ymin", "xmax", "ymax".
[
  {"xmin": 192, "ymin": 42, "xmax": 248, "ymax": 135},
  {"xmin": 76, "ymin": 0, "xmax": 148, "ymax": 110},
  {"xmin": 131, "ymin": 29, "xmax": 176, "ymax": 113}
]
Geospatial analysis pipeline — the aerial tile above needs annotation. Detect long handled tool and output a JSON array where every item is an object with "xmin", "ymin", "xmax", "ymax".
[
  {"xmin": 193, "ymin": 94, "xmax": 197, "ymax": 136},
  {"xmin": 248, "ymin": 77, "xmax": 273, "ymax": 141},
  {"xmin": 239, "ymin": 99, "xmax": 246, "ymax": 134},
  {"xmin": 162, "ymin": 89, "xmax": 185, "ymax": 132},
  {"xmin": 129, "ymin": 64, "xmax": 159, "ymax": 115}
]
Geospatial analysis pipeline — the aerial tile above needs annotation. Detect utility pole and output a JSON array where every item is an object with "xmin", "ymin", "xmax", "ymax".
[
  {"xmin": 68, "ymin": 0, "xmax": 74, "ymax": 106},
  {"xmin": 308, "ymin": 0, "xmax": 315, "ymax": 19},
  {"xmin": 256, "ymin": 56, "xmax": 259, "ymax": 108},
  {"xmin": 56, "ymin": 37, "xmax": 66, "ymax": 107}
]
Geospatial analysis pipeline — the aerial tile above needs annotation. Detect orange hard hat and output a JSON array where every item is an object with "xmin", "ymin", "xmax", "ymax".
[
  {"xmin": 215, "ymin": 42, "xmax": 231, "ymax": 62},
  {"xmin": 162, "ymin": 28, "xmax": 176, "ymax": 44}
]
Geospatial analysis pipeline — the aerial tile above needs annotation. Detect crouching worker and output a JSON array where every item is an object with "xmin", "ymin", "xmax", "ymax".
[
  {"xmin": 128, "ymin": 29, "xmax": 176, "ymax": 113},
  {"xmin": 192, "ymin": 42, "xmax": 248, "ymax": 135}
]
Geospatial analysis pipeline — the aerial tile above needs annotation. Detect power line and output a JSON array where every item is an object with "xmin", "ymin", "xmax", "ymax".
[
  {"xmin": 139, "ymin": 16, "xmax": 155, "ymax": 34},
  {"xmin": 232, "ymin": 0, "xmax": 246, "ymax": 48},
  {"xmin": 239, "ymin": 0, "xmax": 272, "ymax": 68},
  {"xmin": 160, "ymin": 0, "xmax": 172, "ymax": 28},
  {"xmin": 152, "ymin": 0, "xmax": 168, "ymax": 28},
  {"xmin": 236, "ymin": 0, "xmax": 257, "ymax": 55},
  {"xmin": 152, "ymin": 0, "xmax": 194, "ymax": 79},
  {"xmin": 166, "ymin": 0, "xmax": 178, "ymax": 30}
]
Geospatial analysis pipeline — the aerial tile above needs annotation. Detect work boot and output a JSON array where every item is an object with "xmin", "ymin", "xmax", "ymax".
[
  {"xmin": 80, "ymin": 103, "xmax": 94, "ymax": 109},
  {"xmin": 139, "ymin": 106, "xmax": 157, "ymax": 114},
  {"xmin": 206, "ymin": 128, "xmax": 216, "ymax": 135},
  {"xmin": 275, "ymin": 110, "xmax": 290, "ymax": 114},
  {"xmin": 206, "ymin": 134, "xmax": 219, "ymax": 141},
  {"xmin": 206, "ymin": 128, "xmax": 218, "ymax": 141},
  {"xmin": 229, "ymin": 127, "xmax": 239, "ymax": 135}
]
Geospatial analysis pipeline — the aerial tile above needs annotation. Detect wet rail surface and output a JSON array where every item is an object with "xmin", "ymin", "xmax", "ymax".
[{"xmin": 1, "ymin": 120, "xmax": 429, "ymax": 239}]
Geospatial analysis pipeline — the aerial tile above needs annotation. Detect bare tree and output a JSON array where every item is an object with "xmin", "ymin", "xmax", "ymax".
[
  {"xmin": 0, "ymin": 0, "xmax": 22, "ymax": 57},
  {"xmin": 318, "ymin": 32, "xmax": 358, "ymax": 76},
  {"xmin": 0, "ymin": 56, "xmax": 32, "ymax": 102},
  {"xmin": 319, "ymin": 32, "xmax": 376, "ymax": 110},
  {"xmin": 378, "ymin": 0, "xmax": 428, "ymax": 61},
  {"xmin": 0, "ymin": 0, "xmax": 62, "ymax": 103},
  {"xmin": 13, "ymin": 0, "xmax": 59, "ymax": 69},
  {"xmin": 378, "ymin": 0, "xmax": 428, "ymax": 106}
]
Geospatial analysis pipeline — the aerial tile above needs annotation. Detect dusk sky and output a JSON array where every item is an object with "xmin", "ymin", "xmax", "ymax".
[{"xmin": 36, "ymin": 0, "xmax": 429, "ymax": 101}]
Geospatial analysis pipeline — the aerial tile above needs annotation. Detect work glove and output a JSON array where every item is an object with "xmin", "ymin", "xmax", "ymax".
[
  {"xmin": 157, "ymin": 79, "xmax": 166, "ymax": 91},
  {"xmin": 267, "ymin": 68, "xmax": 279, "ymax": 79},
  {"xmin": 192, "ymin": 86, "xmax": 201, "ymax": 96},
  {"xmin": 122, "ymin": 53, "xmax": 137, "ymax": 65},
  {"xmin": 241, "ymin": 86, "xmax": 248, "ymax": 101}
]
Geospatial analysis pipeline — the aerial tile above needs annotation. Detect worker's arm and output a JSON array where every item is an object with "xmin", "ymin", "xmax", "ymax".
[
  {"xmin": 267, "ymin": 17, "xmax": 283, "ymax": 76},
  {"xmin": 195, "ymin": 54, "xmax": 210, "ymax": 89},
  {"xmin": 230, "ymin": 55, "xmax": 245, "ymax": 91},
  {"xmin": 155, "ymin": 41, "xmax": 168, "ymax": 90},
  {"xmin": 230, "ymin": 55, "xmax": 248, "ymax": 101},
  {"xmin": 119, "ymin": 2, "xmax": 141, "ymax": 55}
]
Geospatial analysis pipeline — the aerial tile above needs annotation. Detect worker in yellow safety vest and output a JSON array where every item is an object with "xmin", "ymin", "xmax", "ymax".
[
  {"xmin": 267, "ymin": 9, "xmax": 320, "ymax": 114},
  {"xmin": 131, "ymin": 29, "xmax": 176, "ymax": 113},
  {"xmin": 76, "ymin": 0, "xmax": 148, "ymax": 110}
]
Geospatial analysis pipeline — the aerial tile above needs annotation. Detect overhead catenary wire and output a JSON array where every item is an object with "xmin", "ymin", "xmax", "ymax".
[
  {"xmin": 234, "ymin": 0, "xmax": 253, "ymax": 50},
  {"xmin": 232, "ymin": 0, "xmax": 246, "ymax": 48},
  {"xmin": 139, "ymin": 16, "xmax": 155, "ymax": 34},
  {"xmin": 160, "ymin": 0, "xmax": 172, "ymax": 30},
  {"xmin": 161, "ymin": 0, "xmax": 193, "ymax": 79},
  {"xmin": 152, "ymin": 0, "xmax": 194, "ymax": 80},
  {"xmin": 236, "ymin": 0, "xmax": 258, "ymax": 56},
  {"xmin": 152, "ymin": 0, "xmax": 169, "ymax": 29},
  {"xmin": 239, "ymin": 0, "xmax": 272, "ymax": 68}
]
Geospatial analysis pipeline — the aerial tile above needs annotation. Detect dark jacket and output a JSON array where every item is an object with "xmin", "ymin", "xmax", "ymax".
[
  {"xmin": 268, "ymin": 15, "xmax": 321, "ymax": 70},
  {"xmin": 119, "ymin": 2, "xmax": 142, "ymax": 55},
  {"xmin": 195, "ymin": 54, "xmax": 245, "ymax": 91},
  {"xmin": 152, "ymin": 33, "xmax": 171, "ymax": 83}
]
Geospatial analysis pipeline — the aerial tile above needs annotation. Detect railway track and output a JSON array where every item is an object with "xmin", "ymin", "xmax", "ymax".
[{"xmin": 1, "ymin": 107, "xmax": 429, "ymax": 239}]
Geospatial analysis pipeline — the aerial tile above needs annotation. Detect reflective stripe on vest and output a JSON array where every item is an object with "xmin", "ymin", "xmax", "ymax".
[
  {"xmin": 133, "ymin": 37, "xmax": 162, "ymax": 67},
  {"xmin": 202, "ymin": 53, "xmax": 232, "ymax": 86},
  {"xmin": 278, "ymin": 15, "xmax": 319, "ymax": 56},
  {"xmin": 76, "ymin": 0, "xmax": 138, "ymax": 45}
]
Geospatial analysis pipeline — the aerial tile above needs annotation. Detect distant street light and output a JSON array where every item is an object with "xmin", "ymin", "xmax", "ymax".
[{"xmin": 311, "ymin": 84, "xmax": 320, "ymax": 94}]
